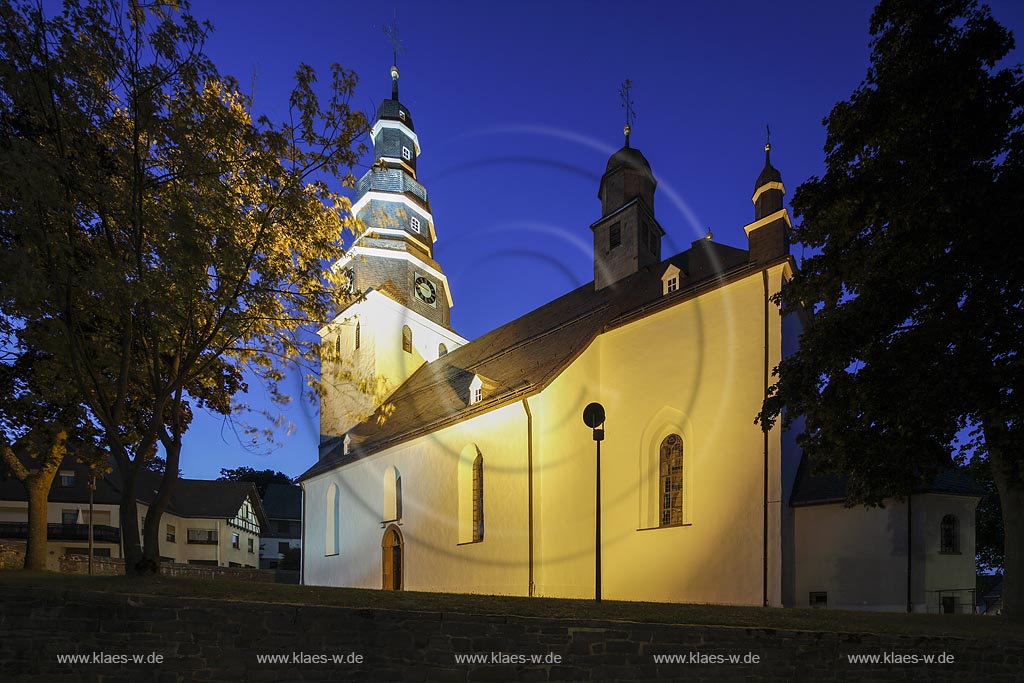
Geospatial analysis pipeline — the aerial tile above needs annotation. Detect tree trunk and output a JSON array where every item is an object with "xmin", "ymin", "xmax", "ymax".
[
  {"xmin": 141, "ymin": 438, "xmax": 182, "ymax": 572},
  {"xmin": 985, "ymin": 421, "xmax": 1023, "ymax": 621},
  {"xmin": 118, "ymin": 471, "xmax": 151, "ymax": 576},
  {"xmin": 24, "ymin": 476, "xmax": 52, "ymax": 570},
  {"xmin": 0, "ymin": 434, "xmax": 67, "ymax": 571}
]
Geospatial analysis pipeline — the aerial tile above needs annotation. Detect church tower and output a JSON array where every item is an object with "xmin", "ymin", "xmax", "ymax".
[
  {"xmin": 319, "ymin": 64, "xmax": 467, "ymax": 447},
  {"xmin": 744, "ymin": 132, "xmax": 791, "ymax": 263},
  {"xmin": 591, "ymin": 82, "xmax": 666, "ymax": 289}
]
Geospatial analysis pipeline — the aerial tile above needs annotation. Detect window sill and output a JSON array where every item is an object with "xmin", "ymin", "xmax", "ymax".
[
  {"xmin": 325, "ymin": 551, "xmax": 339, "ymax": 557},
  {"xmin": 456, "ymin": 540, "xmax": 484, "ymax": 547},
  {"xmin": 636, "ymin": 523, "xmax": 692, "ymax": 532},
  {"xmin": 938, "ymin": 550, "xmax": 962, "ymax": 555}
]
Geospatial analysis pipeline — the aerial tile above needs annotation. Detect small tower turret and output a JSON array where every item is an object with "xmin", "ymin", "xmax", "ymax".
[{"xmin": 744, "ymin": 126, "xmax": 791, "ymax": 264}]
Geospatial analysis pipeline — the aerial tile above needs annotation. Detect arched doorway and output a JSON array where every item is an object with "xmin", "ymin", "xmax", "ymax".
[{"xmin": 381, "ymin": 524, "xmax": 403, "ymax": 590}]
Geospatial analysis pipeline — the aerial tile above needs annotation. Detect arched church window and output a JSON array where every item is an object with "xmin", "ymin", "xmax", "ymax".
[
  {"xmin": 325, "ymin": 483, "xmax": 340, "ymax": 556},
  {"xmin": 384, "ymin": 466, "xmax": 402, "ymax": 523},
  {"xmin": 659, "ymin": 434, "xmax": 684, "ymax": 527},
  {"xmin": 402, "ymin": 325, "xmax": 412, "ymax": 353},
  {"xmin": 335, "ymin": 335, "xmax": 340, "ymax": 355},
  {"xmin": 438, "ymin": 343, "xmax": 447, "ymax": 358},
  {"xmin": 355, "ymin": 322, "xmax": 360, "ymax": 350},
  {"xmin": 940, "ymin": 514, "xmax": 960, "ymax": 554},
  {"xmin": 472, "ymin": 453, "xmax": 484, "ymax": 542}
]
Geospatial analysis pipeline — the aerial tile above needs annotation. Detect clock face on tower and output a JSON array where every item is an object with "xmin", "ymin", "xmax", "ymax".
[{"xmin": 414, "ymin": 275, "xmax": 437, "ymax": 307}]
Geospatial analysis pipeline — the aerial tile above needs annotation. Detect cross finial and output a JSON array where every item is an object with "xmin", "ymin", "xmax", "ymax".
[
  {"xmin": 619, "ymin": 79, "xmax": 635, "ymax": 146},
  {"xmin": 384, "ymin": 10, "xmax": 406, "ymax": 99}
]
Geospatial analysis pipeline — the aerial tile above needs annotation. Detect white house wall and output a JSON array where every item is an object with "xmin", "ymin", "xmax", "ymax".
[
  {"xmin": 794, "ymin": 493, "xmax": 978, "ymax": 612},
  {"xmin": 304, "ymin": 401, "xmax": 530, "ymax": 595}
]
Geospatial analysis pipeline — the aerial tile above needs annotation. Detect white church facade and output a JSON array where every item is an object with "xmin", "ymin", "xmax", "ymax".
[{"xmin": 298, "ymin": 67, "xmax": 982, "ymax": 612}]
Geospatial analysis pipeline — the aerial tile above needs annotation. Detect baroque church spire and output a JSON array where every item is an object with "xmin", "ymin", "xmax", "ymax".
[{"xmin": 591, "ymin": 80, "xmax": 664, "ymax": 290}]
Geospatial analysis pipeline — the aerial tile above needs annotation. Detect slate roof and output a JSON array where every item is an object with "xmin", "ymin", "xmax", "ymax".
[
  {"xmin": 789, "ymin": 456, "xmax": 985, "ymax": 507},
  {"xmin": 300, "ymin": 240, "xmax": 766, "ymax": 482},
  {"xmin": 0, "ymin": 455, "xmax": 122, "ymax": 506},
  {"xmin": 377, "ymin": 98, "xmax": 414, "ymax": 132},
  {"xmin": 133, "ymin": 470, "xmax": 268, "ymax": 526},
  {"xmin": 262, "ymin": 484, "xmax": 302, "ymax": 521},
  {"xmin": 755, "ymin": 149, "xmax": 783, "ymax": 189},
  {"xmin": 0, "ymin": 457, "xmax": 268, "ymax": 527}
]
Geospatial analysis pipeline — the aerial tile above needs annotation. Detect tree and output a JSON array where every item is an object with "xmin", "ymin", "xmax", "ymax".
[
  {"xmin": 0, "ymin": 343, "xmax": 101, "ymax": 570},
  {"xmin": 970, "ymin": 458, "xmax": 1005, "ymax": 574},
  {"xmin": 0, "ymin": 0, "xmax": 367, "ymax": 575},
  {"xmin": 218, "ymin": 466, "xmax": 293, "ymax": 498},
  {"xmin": 759, "ymin": 0, "xmax": 1024, "ymax": 618}
]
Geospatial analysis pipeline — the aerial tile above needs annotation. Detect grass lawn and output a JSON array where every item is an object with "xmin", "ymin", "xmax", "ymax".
[{"xmin": 1, "ymin": 569, "xmax": 1019, "ymax": 641}]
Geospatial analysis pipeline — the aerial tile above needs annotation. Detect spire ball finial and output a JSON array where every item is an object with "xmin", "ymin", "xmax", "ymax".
[{"xmin": 391, "ymin": 65, "xmax": 400, "ymax": 81}]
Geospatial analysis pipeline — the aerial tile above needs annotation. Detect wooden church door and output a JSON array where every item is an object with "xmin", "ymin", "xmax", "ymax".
[{"xmin": 382, "ymin": 525, "xmax": 403, "ymax": 590}]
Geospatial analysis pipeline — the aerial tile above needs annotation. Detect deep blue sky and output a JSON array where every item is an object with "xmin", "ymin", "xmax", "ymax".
[{"xmin": 176, "ymin": 0, "xmax": 1024, "ymax": 480}]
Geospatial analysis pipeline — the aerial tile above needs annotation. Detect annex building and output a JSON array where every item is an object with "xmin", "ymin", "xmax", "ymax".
[{"xmin": 297, "ymin": 66, "xmax": 981, "ymax": 613}]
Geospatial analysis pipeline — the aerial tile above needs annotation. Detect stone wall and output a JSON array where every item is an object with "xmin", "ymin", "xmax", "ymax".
[
  {"xmin": 0, "ymin": 585, "xmax": 1021, "ymax": 681},
  {"xmin": 0, "ymin": 542, "xmax": 273, "ymax": 581}
]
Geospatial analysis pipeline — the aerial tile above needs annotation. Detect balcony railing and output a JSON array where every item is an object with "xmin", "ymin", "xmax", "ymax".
[{"xmin": 0, "ymin": 522, "xmax": 121, "ymax": 544}]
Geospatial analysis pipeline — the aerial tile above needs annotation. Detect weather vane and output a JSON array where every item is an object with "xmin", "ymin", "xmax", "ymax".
[
  {"xmin": 619, "ymin": 79, "xmax": 635, "ymax": 145},
  {"xmin": 383, "ymin": 10, "xmax": 405, "ymax": 68},
  {"xmin": 384, "ymin": 10, "xmax": 406, "ymax": 98}
]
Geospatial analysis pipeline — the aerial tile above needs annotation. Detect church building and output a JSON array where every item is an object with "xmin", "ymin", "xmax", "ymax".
[{"xmin": 298, "ymin": 66, "xmax": 981, "ymax": 613}]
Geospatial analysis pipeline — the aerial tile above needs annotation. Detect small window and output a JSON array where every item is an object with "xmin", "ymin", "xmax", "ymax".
[
  {"xmin": 166, "ymin": 524, "xmax": 176, "ymax": 543},
  {"xmin": 335, "ymin": 335, "xmax": 340, "ymax": 355},
  {"xmin": 247, "ymin": 537, "xmax": 254, "ymax": 553},
  {"xmin": 343, "ymin": 434, "xmax": 352, "ymax": 456},
  {"xmin": 402, "ymin": 325, "xmax": 412, "ymax": 353},
  {"xmin": 279, "ymin": 541, "xmax": 290, "ymax": 555},
  {"xmin": 659, "ymin": 434, "xmax": 683, "ymax": 527},
  {"xmin": 667, "ymin": 277, "xmax": 678, "ymax": 293},
  {"xmin": 472, "ymin": 454, "xmax": 484, "ymax": 542},
  {"xmin": 61, "ymin": 509, "xmax": 78, "ymax": 525},
  {"xmin": 59, "ymin": 471, "xmax": 75, "ymax": 487},
  {"xmin": 940, "ymin": 514, "xmax": 960, "ymax": 554},
  {"xmin": 187, "ymin": 529, "xmax": 218, "ymax": 545},
  {"xmin": 354, "ymin": 322, "xmax": 360, "ymax": 350},
  {"xmin": 648, "ymin": 224, "xmax": 657, "ymax": 252},
  {"xmin": 438, "ymin": 343, "xmax": 448, "ymax": 358},
  {"xmin": 399, "ymin": 110, "xmax": 406, "ymax": 121},
  {"xmin": 231, "ymin": 533, "xmax": 240, "ymax": 549},
  {"xmin": 402, "ymin": 146, "xmax": 412, "ymax": 160},
  {"xmin": 473, "ymin": 387, "xmax": 482, "ymax": 404},
  {"xmin": 410, "ymin": 216, "xmax": 420, "ymax": 233},
  {"xmin": 810, "ymin": 591, "xmax": 828, "ymax": 608},
  {"xmin": 640, "ymin": 223, "xmax": 648, "ymax": 249},
  {"xmin": 609, "ymin": 222, "xmax": 621, "ymax": 249}
]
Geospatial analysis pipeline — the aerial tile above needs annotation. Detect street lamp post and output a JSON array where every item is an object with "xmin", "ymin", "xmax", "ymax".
[
  {"xmin": 87, "ymin": 471, "xmax": 96, "ymax": 575},
  {"xmin": 582, "ymin": 402, "xmax": 605, "ymax": 602}
]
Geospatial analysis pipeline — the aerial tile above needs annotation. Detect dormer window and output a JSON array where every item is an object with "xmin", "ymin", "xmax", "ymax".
[
  {"xmin": 402, "ymin": 146, "xmax": 412, "ymax": 161},
  {"xmin": 343, "ymin": 434, "xmax": 352, "ymax": 456},
  {"xmin": 399, "ymin": 111, "xmax": 406, "ymax": 121},
  {"xmin": 661, "ymin": 264, "xmax": 682, "ymax": 295},
  {"xmin": 469, "ymin": 374, "xmax": 488, "ymax": 406},
  {"xmin": 410, "ymin": 216, "xmax": 420, "ymax": 233}
]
